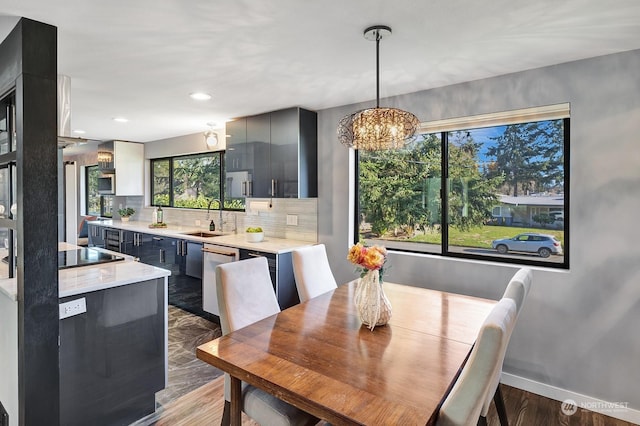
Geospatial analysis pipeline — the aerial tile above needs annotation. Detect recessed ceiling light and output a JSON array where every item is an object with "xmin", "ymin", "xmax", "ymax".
[
  {"xmin": 190, "ymin": 92, "xmax": 212, "ymax": 101},
  {"xmin": 73, "ymin": 129, "xmax": 86, "ymax": 134},
  {"xmin": 113, "ymin": 117, "xmax": 129, "ymax": 123}
]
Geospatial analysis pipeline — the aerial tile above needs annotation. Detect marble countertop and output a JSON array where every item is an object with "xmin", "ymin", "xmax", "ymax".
[
  {"xmin": 89, "ymin": 220, "xmax": 313, "ymax": 254},
  {"xmin": 0, "ymin": 243, "xmax": 171, "ymax": 301}
]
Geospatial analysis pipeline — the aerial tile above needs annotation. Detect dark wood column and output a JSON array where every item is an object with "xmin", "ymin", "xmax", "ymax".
[{"xmin": 0, "ymin": 18, "xmax": 59, "ymax": 426}]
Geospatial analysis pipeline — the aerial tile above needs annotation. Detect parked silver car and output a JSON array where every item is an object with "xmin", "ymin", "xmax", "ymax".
[{"xmin": 491, "ymin": 233, "xmax": 563, "ymax": 258}]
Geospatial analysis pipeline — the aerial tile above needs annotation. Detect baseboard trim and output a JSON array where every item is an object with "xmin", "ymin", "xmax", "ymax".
[{"xmin": 502, "ymin": 373, "xmax": 640, "ymax": 425}]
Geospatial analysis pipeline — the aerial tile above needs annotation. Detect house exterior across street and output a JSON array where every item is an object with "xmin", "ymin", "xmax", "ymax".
[{"xmin": 491, "ymin": 194, "xmax": 564, "ymax": 228}]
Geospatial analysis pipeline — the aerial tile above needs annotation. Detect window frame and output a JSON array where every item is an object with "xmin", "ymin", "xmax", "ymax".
[
  {"xmin": 354, "ymin": 108, "xmax": 570, "ymax": 270},
  {"xmin": 150, "ymin": 151, "xmax": 226, "ymax": 210}
]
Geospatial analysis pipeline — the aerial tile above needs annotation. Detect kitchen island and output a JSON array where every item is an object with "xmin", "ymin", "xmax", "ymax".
[{"xmin": 0, "ymin": 243, "xmax": 171, "ymax": 426}]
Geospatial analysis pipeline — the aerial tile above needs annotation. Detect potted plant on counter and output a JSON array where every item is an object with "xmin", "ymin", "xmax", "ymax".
[{"xmin": 118, "ymin": 207, "xmax": 135, "ymax": 222}]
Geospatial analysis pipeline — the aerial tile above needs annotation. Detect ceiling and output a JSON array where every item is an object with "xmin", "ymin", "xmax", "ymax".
[{"xmin": 1, "ymin": 0, "xmax": 640, "ymax": 144}]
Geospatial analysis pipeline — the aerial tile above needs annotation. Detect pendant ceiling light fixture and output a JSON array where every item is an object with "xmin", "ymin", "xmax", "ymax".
[{"xmin": 338, "ymin": 25, "xmax": 419, "ymax": 151}]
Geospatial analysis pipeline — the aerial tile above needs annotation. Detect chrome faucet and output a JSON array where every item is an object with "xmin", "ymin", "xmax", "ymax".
[{"xmin": 207, "ymin": 198, "xmax": 223, "ymax": 231}]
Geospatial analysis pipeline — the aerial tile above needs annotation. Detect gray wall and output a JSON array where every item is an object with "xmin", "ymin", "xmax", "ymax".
[{"xmin": 318, "ymin": 49, "xmax": 640, "ymax": 410}]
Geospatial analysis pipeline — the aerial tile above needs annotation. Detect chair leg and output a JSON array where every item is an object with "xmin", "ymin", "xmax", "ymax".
[
  {"xmin": 494, "ymin": 385, "xmax": 509, "ymax": 426},
  {"xmin": 221, "ymin": 400, "xmax": 231, "ymax": 426},
  {"xmin": 477, "ymin": 415, "xmax": 488, "ymax": 426}
]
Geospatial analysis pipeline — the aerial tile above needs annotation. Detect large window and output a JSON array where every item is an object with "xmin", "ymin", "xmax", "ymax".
[
  {"xmin": 151, "ymin": 152, "xmax": 227, "ymax": 209},
  {"xmin": 85, "ymin": 165, "xmax": 113, "ymax": 217},
  {"xmin": 357, "ymin": 106, "xmax": 569, "ymax": 268}
]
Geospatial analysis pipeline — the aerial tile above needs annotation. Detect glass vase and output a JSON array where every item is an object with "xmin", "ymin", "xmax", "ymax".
[{"xmin": 354, "ymin": 269, "xmax": 392, "ymax": 331}]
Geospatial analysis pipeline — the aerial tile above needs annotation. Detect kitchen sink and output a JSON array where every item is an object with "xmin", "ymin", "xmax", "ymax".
[{"xmin": 181, "ymin": 231, "xmax": 224, "ymax": 238}]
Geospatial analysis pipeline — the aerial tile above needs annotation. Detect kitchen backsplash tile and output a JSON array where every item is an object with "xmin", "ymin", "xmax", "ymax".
[{"xmin": 123, "ymin": 197, "xmax": 317, "ymax": 242}]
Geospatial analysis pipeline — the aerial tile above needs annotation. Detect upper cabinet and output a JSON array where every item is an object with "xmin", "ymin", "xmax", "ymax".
[
  {"xmin": 98, "ymin": 140, "xmax": 144, "ymax": 196},
  {"xmin": 225, "ymin": 118, "xmax": 247, "ymax": 172},
  {"xmin": 270, "ymin": 108, "xmax": 317, "ymax": 198},
  {"xmin": 247, "ymin": 113, "xmax": 272, "ymax": 198},
  {"xmin": 224, "ymin": 107, "xmax": 317, "ymax": 204}
]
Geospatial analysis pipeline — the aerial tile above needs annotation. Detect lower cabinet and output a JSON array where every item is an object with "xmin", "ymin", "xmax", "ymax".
[
  {"xmin": 94, "ymin": 229, "xmax": 209, "ymax": 320},
  {"xmin": 239, "ymin": 249, "xmax": 299, "ymax": 310},
  {"xmin": 121, "ymin": 231, "xmax": 154, "ymax": 259},
  {"xmin": 167, "ymin": 238, "xmax": 208, "ymax": 318},
  {"xmin": 87, "ymin": 224, "xmax": 105, "ymax": 248},
  {"xmin": 87, "ymin": 225, "xmax": 302, "ymax": 319},
  {"xmin": 59, "ymin": 278, "xmax": 166, "ymax": 426},
  {"xmin": 185, "ymin": 241, "xmax": 203, "ymax": 279}
]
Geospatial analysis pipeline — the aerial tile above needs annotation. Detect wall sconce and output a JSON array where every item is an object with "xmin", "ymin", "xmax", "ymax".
[
  {"xmin": 204, "ymin": 130, "xmax": 218, "ymax": 149},
  {"xmin": 204, "ymin": 122, "xmax": 219, "ymax": 149}
]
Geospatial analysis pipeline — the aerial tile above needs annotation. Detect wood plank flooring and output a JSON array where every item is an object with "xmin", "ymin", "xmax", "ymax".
[{"xmin": 138, "ymin": 377, "xmax": 635, "ymax": 426}]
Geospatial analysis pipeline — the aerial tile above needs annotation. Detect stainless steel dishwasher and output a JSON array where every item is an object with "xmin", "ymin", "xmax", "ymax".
[{"xmin": 202, "ymin": 243, "xmax": 239, "ymax": 316}]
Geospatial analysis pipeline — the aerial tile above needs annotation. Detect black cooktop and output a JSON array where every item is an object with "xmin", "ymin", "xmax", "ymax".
[{"xmin": 58, "ymin": 248, "xmax": 125, "ymax": 270}]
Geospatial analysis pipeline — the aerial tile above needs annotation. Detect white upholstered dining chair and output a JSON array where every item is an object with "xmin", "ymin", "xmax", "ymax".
[
  {"xmin": 437, "ymin": 298, "xmax": 518, "ymax": 426},
  {"xmin": 216, "ymin": 257, "xmax": 318, "ymax": 426},
  {"xmin": 478, "ymin": 267, "xmax": 533, "ymax": 425},
  {"xmin": 291, "ymin": 244, "xmax": 337, "ymax": 303}
]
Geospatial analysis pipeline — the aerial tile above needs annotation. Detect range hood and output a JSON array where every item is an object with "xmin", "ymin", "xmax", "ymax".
[{"xmin": 57, "ymin": 74, "xmax": 101, "ymax": 148}]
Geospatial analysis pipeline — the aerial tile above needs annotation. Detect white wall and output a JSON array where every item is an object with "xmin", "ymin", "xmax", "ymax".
[
  {"xmin": 144, "ymin": 131, "xmax": 225, "ymax": 159},
  {"xmin": 319, "ymin": 49, "xmax": 640, "ymax": 417}
]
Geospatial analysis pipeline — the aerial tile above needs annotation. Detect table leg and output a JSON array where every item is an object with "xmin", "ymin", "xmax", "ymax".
[{"xmin": 230, "ymin": 376, "xmax": 241, "ymax": 426}]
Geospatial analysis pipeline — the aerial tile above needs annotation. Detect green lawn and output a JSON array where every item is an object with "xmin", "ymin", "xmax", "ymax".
[{"xmin": 406, "ymin": 225, "xmax": 565, "ymax": 249}]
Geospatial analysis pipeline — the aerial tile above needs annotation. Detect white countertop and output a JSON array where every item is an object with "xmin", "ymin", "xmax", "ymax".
[
  {"xmin": 0, "ymin": 243, "xmax": 171, "ymax": 301},
  {"xmin": 89, "ymin": 220, "xmax": 313, "ymax": 254}
]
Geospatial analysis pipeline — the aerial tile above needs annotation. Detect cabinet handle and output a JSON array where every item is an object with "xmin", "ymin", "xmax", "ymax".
[
  {"xmin": 271, "ymin": 179, "xmax": 275, "ymax": 197},
  {"xmin": 202, "ymin": 247, "xmax": 237, "ymax": 257},
  {"xmin": 159, "ymin": 249, "xmax": 165, "ymax": 263},
  {"xmin": 247, "ymin": 252, "xmax": 263, "ymax": 258},
  {"xmin": 176, "ymin": 240, "xmax": 186, "ymax": 256},
  {"xmin": 248, "ymin": 181, "xmax": 253, "ymax": 197},
  {"xmin": 242, "ymin": 181, "xmax": 246, "ymax": 196}
]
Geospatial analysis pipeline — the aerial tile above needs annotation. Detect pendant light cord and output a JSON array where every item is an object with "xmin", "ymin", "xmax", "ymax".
[{"xmin": 375, "ymin": 30, "xmax": 380, "ymax": 108}]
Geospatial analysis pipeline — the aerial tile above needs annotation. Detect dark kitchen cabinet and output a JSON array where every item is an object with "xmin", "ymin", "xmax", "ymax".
[
  {"xmin": 225, "ymin": 107, "xmax": 317, "ymax": 200},
  {"xmin": 59, "ymin": 278, "xmax": 165, "ymax": 426},
  {"xmin": 225, "ymin": 118, "xmax": 247, "ymax": 173},
  {"xmin": 88, "ymin": 223, "xmax": 105, "ymax": 248},
  {"xmin": 239, "ymin": 249, "xmax": 299, "ymax": 310},
  {"xmin": 247, "ymin": 113, "xmax": 272, "ymax": 198},
  {"xmin": 270, "ymin": 107, "xmax": 317, "ymax": 198},
  {"xmin": 225, "ymin": 117, "xmax": 253, "ymax": 205},
  {"xmin": 121, "ymin": 231, "xmax": 154, "ymax": 259},
  {"xmin": 137, "ymin": 235, "xmax": 175, "ymax": 268},
  {"xmin": 186, "ymin": 241, "xmax": 203, "ymax": 279},
  {"xmin": 167, "ymin": 238, "xmax": 208, "ymax": 318}
]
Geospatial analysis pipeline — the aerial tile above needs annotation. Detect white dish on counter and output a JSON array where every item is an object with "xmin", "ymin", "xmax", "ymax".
[{"xmin": 245, "ymin": 232, "xmax": 264, "ymax": 243}]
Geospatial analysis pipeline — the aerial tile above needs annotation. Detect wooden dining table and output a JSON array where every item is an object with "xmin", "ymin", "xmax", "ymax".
[{"xmin": 197, "ymin": 280, "xmax": 496, "ymax": 426}]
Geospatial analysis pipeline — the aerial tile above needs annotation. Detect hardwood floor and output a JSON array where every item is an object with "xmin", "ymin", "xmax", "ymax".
[
  {"xmin": 138, "ymin": 375, "xmax": 258, "ymax": 426},
  {"xmin": 139, "ymin": 378, "xmax": 635, "ymax": 426},
  {"xmin": 487, "ymin": 385, "xmax": 636, "ymax": 426}
]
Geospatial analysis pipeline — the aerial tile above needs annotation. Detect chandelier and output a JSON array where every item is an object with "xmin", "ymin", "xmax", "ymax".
[{"xmin": 338, "ymin": 25, "xmax": 419, "ymax": 151}]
